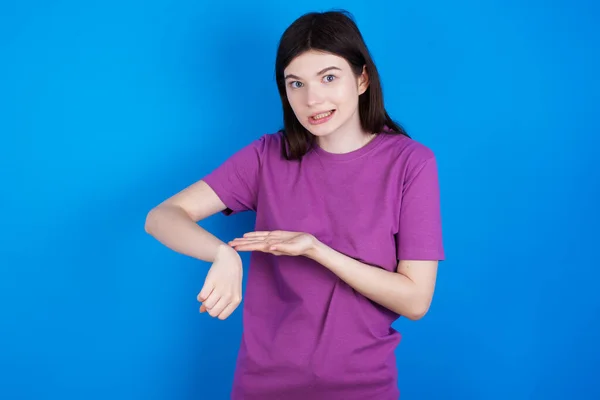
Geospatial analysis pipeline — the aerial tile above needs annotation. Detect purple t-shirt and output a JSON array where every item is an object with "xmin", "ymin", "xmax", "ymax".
[{"xmin": 202, "ymin": 130, "xmax": 444, "ymax": 400}]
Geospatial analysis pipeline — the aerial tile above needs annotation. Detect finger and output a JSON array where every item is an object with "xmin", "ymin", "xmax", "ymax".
[
  {"xmin": 242, "ymin": 231, "xmax": 272, "ymax": 238},
  {"xmin": 200, "ymin": 304, "xmax": 207, "ymax": 313},
  {"xmin": 232, "ymin": 242, "xmax": 275, "ymax": 251},
  {"xmin": 231, "ymin": 238, "xmax": 283, "ymax": 246},
  {"xmin": 244, "ymin": 230, "xmax": 288, "ymax": 239},
  {"xmin": 231, "ymin": 243, "xmax": 279, "ymax": 255},
  {"xmin": 218, "ymin": 301, "xmax": 240, "ymax": 320},
  {"xmin": 231, "ymin": 245, "xmax": 262, "ymax": 252},
  {"xmin": 197, "ymin": 282, "xmax": 214, "ymax": 303},
  {"xmin": 207, "ymin": 296, "xmax": 229, "ymax": 318},
  {"xmin": 231, "ymin": 237, "xmax": 271, "ymax": 243},
  {"xmin": 203, "ymin": 292, "xmax": 220, "ymax": 310},
  {"xmin": 229, "ymin": 238, "xmax": 267, "ymax": 246}
]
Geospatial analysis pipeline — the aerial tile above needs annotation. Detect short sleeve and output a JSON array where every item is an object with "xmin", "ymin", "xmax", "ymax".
[
  {"xmin": 396, "ymin": 155, "xmax": 445, "ymax": 261},
  {"xmin": 201, "ymin": 136, "xmax": 267, "ymax": 216}
]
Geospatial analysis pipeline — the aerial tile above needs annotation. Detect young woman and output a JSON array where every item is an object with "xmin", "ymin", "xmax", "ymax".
[{"xmin": 145, "ymin": 10, "xmax": 444, "ymax": 400}]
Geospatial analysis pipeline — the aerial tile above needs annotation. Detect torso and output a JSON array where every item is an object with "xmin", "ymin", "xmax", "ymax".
[{"xmin": 231, "ymin": 131, "xmax": 431, "ymax": 399}]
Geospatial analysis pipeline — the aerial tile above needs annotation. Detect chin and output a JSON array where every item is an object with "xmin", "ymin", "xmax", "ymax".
[
  {"xmin": 303, "ymin": 119, "xmax": 343, "ymax": 138},
  {"xmin": 305, "ymin": 127, "xmax": 333, "ymax": 137}
]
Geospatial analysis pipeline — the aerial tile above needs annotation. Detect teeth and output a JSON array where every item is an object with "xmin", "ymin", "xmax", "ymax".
[{"xmin": 312, "ymin": 110, "xmax": 333, "ymax": 119}]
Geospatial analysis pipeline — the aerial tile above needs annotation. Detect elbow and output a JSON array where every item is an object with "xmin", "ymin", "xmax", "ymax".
[
  {"xmin": 145, "ymin": 207, "xmax": 160, "ymax": 234},
  {"xmin": 404, "ymin": 300, "xmax": 432, "ymax": 321},
  {"xmin": 405, "ymin": 309, "xmax": 427, "ymax": 321}
]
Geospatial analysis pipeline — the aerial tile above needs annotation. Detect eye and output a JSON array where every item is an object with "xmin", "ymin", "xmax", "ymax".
[
  {"xmin": 323, "ymin": 75, "xmax": 336, "ymax": 83},
  {"xmin": 289, "ymin": 81, "xmax": 303, "ymax": 89}
]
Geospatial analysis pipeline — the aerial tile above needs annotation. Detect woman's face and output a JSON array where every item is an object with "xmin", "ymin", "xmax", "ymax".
[{"xmin": 283, "ymin": 50, "xmax": 369, "ymax": 138}]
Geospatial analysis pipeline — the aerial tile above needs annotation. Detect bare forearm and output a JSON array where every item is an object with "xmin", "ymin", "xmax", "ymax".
[
  {"xmin": 145, "ymin": 205, "xmax": 229, "ymax": 263},
  {"xmin": 306, "ymin": 241, "xmax": 428, "ymax": 320}
]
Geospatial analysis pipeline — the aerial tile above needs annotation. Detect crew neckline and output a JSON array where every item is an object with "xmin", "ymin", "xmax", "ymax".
[{"xmin": 312, "ymin": 131, "xmax": 387, "ymax": 162}]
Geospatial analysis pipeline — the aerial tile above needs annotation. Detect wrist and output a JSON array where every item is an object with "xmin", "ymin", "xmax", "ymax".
[
  {"xmin": 305, "ymin": 236, "xmax": 326, "ymax": 260},
  {"xmin": 215, "ymin": 243, "xmax": 240, "ymax": 262}
]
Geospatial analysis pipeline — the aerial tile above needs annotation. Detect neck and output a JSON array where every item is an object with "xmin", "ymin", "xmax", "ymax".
[{"xmin": 316, "ymin": 112, "xmax": 375, "ymax": 154}]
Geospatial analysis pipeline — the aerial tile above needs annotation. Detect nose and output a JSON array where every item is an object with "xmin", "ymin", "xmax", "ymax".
[{"xmin": 306, "ymin": 84, "xmax": 324, "ymax": 107}]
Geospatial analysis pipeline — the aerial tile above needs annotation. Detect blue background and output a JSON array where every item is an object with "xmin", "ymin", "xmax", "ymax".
[{"xmin": 2, "ymin": 1, "xmax": 599, "ymax": 399}]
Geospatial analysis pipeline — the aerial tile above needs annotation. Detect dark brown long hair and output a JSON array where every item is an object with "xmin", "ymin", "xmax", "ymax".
[{"xmin": 275, "ymin": 10, "xmax": 410, "ymax": 160}]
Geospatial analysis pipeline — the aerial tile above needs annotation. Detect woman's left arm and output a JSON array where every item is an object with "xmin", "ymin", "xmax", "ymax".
[
  {"xmin": 305, "ymin": 238, "xmax": 438, "ymax": 320},
  {"xmin": 229, "ymin": 230, "xmax": 438, "ymax": 320}
]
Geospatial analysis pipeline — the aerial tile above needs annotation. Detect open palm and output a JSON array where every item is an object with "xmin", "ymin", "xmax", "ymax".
[{"xmin": 228, "ymin": 230, "xmax": 316, "ymax": 257}]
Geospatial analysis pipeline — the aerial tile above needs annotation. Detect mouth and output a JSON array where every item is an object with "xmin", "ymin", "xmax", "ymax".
[{"xmin": 308, "ymin": 109, "xmax": 336, "ymax": 125}]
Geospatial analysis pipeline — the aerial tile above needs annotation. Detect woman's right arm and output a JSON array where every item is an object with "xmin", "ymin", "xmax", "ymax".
[
  {"xmin": 144, "ymin": 179, "xmax": 232, "ymax": 262},
  {"xmin": 145, "ymin": 179, "xmax": 243, "ymax": 320}
]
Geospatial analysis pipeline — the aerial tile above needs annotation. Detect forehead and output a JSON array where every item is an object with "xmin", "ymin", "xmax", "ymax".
[{"xmin": 284, "ymin": 50, "xmax": 349, "ymax": 75}]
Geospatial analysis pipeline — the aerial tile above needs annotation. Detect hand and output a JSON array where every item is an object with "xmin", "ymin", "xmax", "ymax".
[
  {"xmin": 228, "ymin": 230, "xmax": 318, "ymax": 257},
  {"xmin": 197, "ymin": 244, "xmax": 243, "ymax": 320}
]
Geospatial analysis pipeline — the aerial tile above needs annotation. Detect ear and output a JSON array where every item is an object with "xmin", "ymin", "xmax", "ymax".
[{"xmin": 358, "ymin": 65, "xmax": 369, "ymax": 95}]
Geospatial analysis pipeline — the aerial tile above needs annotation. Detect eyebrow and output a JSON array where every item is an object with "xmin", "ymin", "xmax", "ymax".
[{"xmin": 284, "ymin": 66, "xmax": 342, "ymax": 80}]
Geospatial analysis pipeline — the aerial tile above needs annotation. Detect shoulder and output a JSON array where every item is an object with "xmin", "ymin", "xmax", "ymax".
[
  {"xmin": 229, "ymin": 130, "xmax": 283, "ymax": 160},
  {"xmin": 377, "ymin": 132, "xmax": 442, "ymax": 200},
  {"xmin": 378, "ymin": 131, "xmax": 437, "ymax": 171},
  {"xmin": 246, "ymin": 130, "xmax": 284, "ymax": 151}
]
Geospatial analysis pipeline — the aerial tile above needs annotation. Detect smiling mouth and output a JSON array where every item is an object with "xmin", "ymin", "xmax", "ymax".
[{"xmin": 309, "ymin": 109, "xmax": 336, "ymax": 124}]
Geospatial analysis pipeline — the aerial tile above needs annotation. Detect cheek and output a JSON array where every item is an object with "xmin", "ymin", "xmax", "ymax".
[
  {"xmin": 332, "ymin": 83, "xmax": 358, "ymax": 108},
  {"xmin": 286, "ymin": 92, "xmax": 304, "ymax": 112}
]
